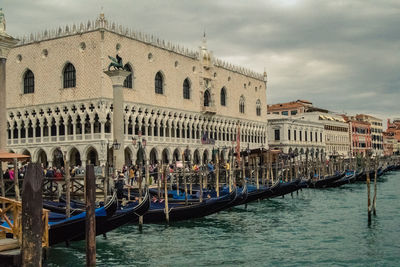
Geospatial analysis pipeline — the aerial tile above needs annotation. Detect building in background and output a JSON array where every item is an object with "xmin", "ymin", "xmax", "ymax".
[
  {"xmin": 267, "ymin": 100, "xmax": 328, "ymax": 116},
  {"xmin": 300, "ymin": 112, "xmax": 350, "ymax": 158},
  {"xmin": 386, "ymin": 118, "xmax": 400, "ymax": 155},
  {"xmin": 383, "ymin": 131, "xmax": 396, "ymax": 156},
  {"xmin": 5, "ymin": 13, "xmax": 268, "ymax": 168},
  {"xmin": 387, "ymin": 119, "xmax": 400, "ymax": 141},
  {"xmin": 356, "ymin": 114, "xmax": 383, "ymax": 156},
  {"xmin": 267, "ymin": 115, "xmax": 325, "ymax": 160},
  {"xmin": 343, "ymin": 115, "xmax": 372, "ymax": 156}
]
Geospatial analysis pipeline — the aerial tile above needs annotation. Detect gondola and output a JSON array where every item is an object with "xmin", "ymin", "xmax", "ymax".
[
  {"xmin": 224, "ymin": 183, "xmax": 248, "ymax": 208},
  {"xmin": 355, "ymin": 168, "xmax": 383, "ymax": 181},
  {"xmin": 309, "ymin": 172, "xmax": 345, "ymax": 188},
  {"xmin": 134, "ymin": 187, "xmax": 237, "ymax": 224},
  {"xmin": 330, "ymin": 173, "xmax": 357, "ymax": 188},
  {"xmin": 298, "ymin": 178, "xmax": 311, "ymax": 188},
  {"xmin": 270, "ymin": 179, "xmax": 301, "ymax": 197},
  {"xmin": 243, "ymin": 180, "xmax": 280, "ymax": 203},
  {"xmin": 70, "ymin": 188, "xmax": 151, "ymax": 241},
  {"xmin": 47, "ymin": 192, "xmax": 117, "ymax": 245},
  {"xmin": 43, "ymin": 199, "xmax": 85, "ymax": 215}
]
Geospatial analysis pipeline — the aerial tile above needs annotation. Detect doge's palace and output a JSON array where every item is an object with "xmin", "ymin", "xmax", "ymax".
[{"xmin": 5, "ymin": 13, "xmax": 268, "ymax": 168}]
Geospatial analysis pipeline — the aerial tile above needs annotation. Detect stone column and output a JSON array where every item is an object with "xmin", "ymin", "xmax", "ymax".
[
  {"xmin": 0, "ymin": 57, "xmax": 6, "ymax": 150},
  {"xmin": 104, "ymin": 70, "xmax": 130, "ymax": 172},
  {"xmin": 39, "ymin": 120, "xmax": 44, "ymax": 143},
  {"xmin": 90, "ymin": 119, "xmax": 94, "ymax": 140},
  {"xmin": 55, "ymin": 122, "xmax": 60, "ymax": 142},
  {"xmin": 100, "ymin": 120, "xmax": 105, "ymax": 139},
  {"xmin": 0, "ymin": 22, "xmax": 19, "ymax": 152}
]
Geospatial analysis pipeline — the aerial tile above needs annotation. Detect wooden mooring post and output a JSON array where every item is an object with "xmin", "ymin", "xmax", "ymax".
[
  {"xmin": 85, "ymin": 165, "xmax": 96, "ymax": 267},
  {"xmin": 373, "ymin": 157, "xmax": 378, "ymax": 216},
  {"xmin": 138, "ymin": 164, "xmax": 144, "ymax": 228},
  {"xmin": 13, "ymin": 158, "xmax": 20, "ymax": 202},
  {"xmin": 366, "ymin": 155, "xmax": 372, "ymax": 224},
  {"xmin": 21, "ymin": 163, "xmax": 44, "ymax": 267},
  {"xmin": 183, "ymin": 160, "xmax": 188, "ymax": 206},
  {"xmin": 0, "ymin": 167, "xmax": 4, "ymax": 210},
  {"xmin": 163, "ymin": 165, "xmax": 170, "ymax": 224},
  {"xmin": 65, "ymin": 160, "xmax": 71, "ymax": 218},
  {"xmin": 216, "ymin": 156, "xmax": 220, "ymax": 197}
]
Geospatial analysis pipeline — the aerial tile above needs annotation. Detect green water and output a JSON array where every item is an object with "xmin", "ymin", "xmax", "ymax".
[{"xmin": 47, "ymin": 172, "xmax": 400, "ymax": 266}]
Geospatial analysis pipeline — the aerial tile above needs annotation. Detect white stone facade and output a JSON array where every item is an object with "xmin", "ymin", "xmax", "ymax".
[
  {"xmin": 300, "ymin": 112, "xmax": 350, "ymax": 158},
  {"xmin": 267, "ymin": 115, "xmax": 325, "ymax": 160},
  {"xmin": 4, "ymin": 14, "xmax": 268, "ymax": 167}
]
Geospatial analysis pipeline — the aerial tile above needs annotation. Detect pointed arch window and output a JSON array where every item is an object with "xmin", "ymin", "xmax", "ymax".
[
  {"xmin": 220, "ymin": 87, "xmax": 226, "ymax": 106},
  {"xmin": 239, "ymin": 95, "xmax": 245, "ymax": 114},
  {"xmin": 183, "ymin": 78, "xmax": 191, "ymax": 99},
  {"xmin": 256, "ymin": 99, "xmax": 261, "ymax": 116},
  {"xmin": 204, "ymin": 90, "xmax": 211, "ymax": 107},
  {"xmin": 23, "ymin": 69, "xmax": 35, "ymax": 94},
  {"xmin": 155, "ymin": 71, "xmax": 164, "ymax": 94},
  {"xmin": 63, "ymin": 63, "xmax": 76, "ymax": 88},
  {"xmin": 123, "ymin": 64, "xmax": 133, "ymax": 88}
]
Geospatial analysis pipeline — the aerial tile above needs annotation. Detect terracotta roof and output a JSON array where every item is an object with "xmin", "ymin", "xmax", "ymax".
[
  {"xmin": 296, "ymin": 99, "xmax": 313, "ymax": 104},
  {"xmin": 267, "ymin": 102, "xmax": 303, "ymax": 110},
  {"xmin": 0, "ymin": 150, "xmax": 30, "ymax": 161}
]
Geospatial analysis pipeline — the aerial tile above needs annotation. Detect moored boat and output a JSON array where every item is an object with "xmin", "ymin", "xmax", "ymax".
[{"xmin": 309, "ymin": 172, "xmax": 345, "ymax": 188}]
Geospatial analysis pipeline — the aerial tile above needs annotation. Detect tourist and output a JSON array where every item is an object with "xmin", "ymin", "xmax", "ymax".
[
  {"xmin": 129, "ymin": 166, "xmax": 135, "ymax": 186},
  {"xmin": 115, "ymin": 173, "xmax": 125, "ymax": 200},
  {"xmin": 55, "ymin": 169, "xmax": 63, "ymax": 180},
  {"xmin": 9, "ymin": 168, "xmax": 15, "ymax": 181},
  {"xmin": 46, "ymin": 167, "xmax": 54, "ymax": 178},
  {"xmin": 3, "ymin": 169, "xmax": 10, "ymax": 180}
]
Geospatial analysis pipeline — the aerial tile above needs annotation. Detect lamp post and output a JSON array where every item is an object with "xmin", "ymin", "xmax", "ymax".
[
  {"xmin": 132, "ymin": 130, "xmax": 146, "ymax": 188},
  {"xmin": 132, "ymin": 131, "xmax": 146, "ymax": 165},
  {"xmin": 111, "ymin": 139, "xmax": 121, "ymax": 178}
]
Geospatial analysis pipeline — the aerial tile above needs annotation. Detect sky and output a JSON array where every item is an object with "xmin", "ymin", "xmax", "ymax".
[{"xmin": 2, "ymin": 0, "xmax": 400, "ymax": 126}]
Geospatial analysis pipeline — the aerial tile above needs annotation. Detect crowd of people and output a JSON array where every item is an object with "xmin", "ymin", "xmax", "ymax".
[{"xmin": 2, "ymin": 160, "xmax": 233, "ymax": 189}]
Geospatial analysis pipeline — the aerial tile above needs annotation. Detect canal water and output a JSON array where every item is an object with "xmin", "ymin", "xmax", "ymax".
[{"xmin": 47, "ymin": 171, "xmax": 400, "ymax": 266}]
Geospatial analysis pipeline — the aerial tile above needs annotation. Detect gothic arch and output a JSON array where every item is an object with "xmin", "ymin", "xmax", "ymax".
[
  {"xmin": 33, "ymin": 148, "xmax": 48, "ymax": 167},
  {"xmin": 67, "ymin": 146, "xmax": 82, "ymax": 167},
  {"xmin": 85, "ymin": 146, "xmax": 99, "ymax": 166},
  {"xmin": 149, "ymin": 147, "xmax": 159, "ymax": 164},
  {"xmin": 172, "ymin": 147, "xmax": 182, "ymax": 162},
  {"xmin": 161, "ymin": 147, "xmax": 171, "ymax": 164}
]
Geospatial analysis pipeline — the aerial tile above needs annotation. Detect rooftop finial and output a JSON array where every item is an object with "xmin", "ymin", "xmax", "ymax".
[
  {"xmin": 99, "ymin": 6, "xmax": 105, "ymax": 20},
  {"xmin": 263, "ymin": 67, "xmax": 268, "ymax": 82}
]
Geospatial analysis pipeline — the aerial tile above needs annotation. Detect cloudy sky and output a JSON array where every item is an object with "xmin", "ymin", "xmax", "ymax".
[{"xmin": 2, "ymin": 0, "xmax": 400, "ymax": 125}]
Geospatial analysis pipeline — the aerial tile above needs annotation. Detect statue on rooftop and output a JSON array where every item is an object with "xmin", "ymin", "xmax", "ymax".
[
  {"xmin": 0, "ymin": 8, "xmax": 6, "ymax": 33},
  {"xmin": 107, "ymin": 54, "xmax": 125, "ymax": 71}
]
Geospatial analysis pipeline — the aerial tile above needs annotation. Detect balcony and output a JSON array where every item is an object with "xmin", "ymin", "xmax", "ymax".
[{"xmin": 201, "ymin": 105, "xmax": 216, "ymax": 115}]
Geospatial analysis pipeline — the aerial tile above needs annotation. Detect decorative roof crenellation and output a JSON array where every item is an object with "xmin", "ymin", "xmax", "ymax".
[{"xmin": 15, "ymin": 14, "xmax": 264, "ymax": 81}]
